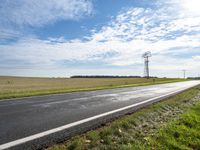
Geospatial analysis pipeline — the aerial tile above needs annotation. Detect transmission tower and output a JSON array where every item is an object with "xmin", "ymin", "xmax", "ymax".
[
  {"xmin": 182, "ymin": 69, "xmax": 186, "ymax": 79},
  {"xmin": 142, "ymin": 51, "xmax": 152, "ymax": 79}
]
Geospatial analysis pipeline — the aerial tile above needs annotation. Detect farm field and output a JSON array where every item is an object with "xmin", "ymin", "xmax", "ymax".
[{"xmin": 0, "ymin": 76, "xmax": 187, "ymax": 100}]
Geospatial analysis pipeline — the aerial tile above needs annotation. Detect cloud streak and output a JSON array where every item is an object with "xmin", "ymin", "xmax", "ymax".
[
  {"xmin": 0, "ymin": 0, "xmax": 93, "ymax": 40},
  {"xmin": 0, "ymin": 0, "xmax": 93, "ymax": 27}
]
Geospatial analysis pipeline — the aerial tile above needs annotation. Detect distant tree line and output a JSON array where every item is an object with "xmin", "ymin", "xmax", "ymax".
[
  {"xmin": 70, "ymin": 75, "xmax": 158, "ymax": 78},
  {"xmin": 187, "ymin": 77, "xmax": 200, "ymax": 80}
]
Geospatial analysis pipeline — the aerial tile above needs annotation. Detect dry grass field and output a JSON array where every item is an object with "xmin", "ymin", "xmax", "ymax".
[{"xmin": 0, "ymin": 76, "xmax": 186, "ymax": 100}]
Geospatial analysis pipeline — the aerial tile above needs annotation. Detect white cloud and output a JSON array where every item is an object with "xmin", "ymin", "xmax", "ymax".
[
  {"xmin": 0, "ymin": 0, "xmax": 93, "ymax": 28},
  {"xmin": 0, "ymin": 29, "xmax": 21, "ymax": 40},
  {"xmin": 192, "ymin": 56, "xmax": 200, "ymax": 61}
]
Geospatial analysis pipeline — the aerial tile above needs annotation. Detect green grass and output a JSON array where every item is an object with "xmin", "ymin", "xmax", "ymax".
[
  {"xmin": 46, "ymin": 85, "xmax": 200, "ymax": 150},
  {"xmin": 0, "ymin": 76, "xmax": 187, "ymax": 100},
  {"xmin": 149, "ymin": 102, "xmax": 200, "ymax": 149}
]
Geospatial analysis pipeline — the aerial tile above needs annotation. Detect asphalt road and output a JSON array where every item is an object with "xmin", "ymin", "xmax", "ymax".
[{"xmin": 0, "ymin": 81, "xmax": 199, "ymax": 150}]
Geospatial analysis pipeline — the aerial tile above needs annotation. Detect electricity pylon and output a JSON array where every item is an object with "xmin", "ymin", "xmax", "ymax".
[
  {"xmin": 182, "ymin": 69, "xmax": 186, "ymax": 79},
  {"xmin": 142, "ymin": 51, "xmax": 152, "ymax": 79}
]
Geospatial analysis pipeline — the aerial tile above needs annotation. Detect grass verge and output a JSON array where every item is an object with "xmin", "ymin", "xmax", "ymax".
[
  {"xmin": 149, "ymin": 102, "xmax": 200, "ymax": 149},
  {"xmin": 46, "ymin": 85, "xmax": 200, "ymax": 150},
  {"xmin": 0, "ymin": 76, "xmax": 187, "ymax": 100}
]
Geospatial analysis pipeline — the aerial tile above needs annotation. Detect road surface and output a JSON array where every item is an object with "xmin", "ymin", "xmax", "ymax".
[{"xmin": 0, "ymin": 81, "xmax": 199, "ymax": 150}]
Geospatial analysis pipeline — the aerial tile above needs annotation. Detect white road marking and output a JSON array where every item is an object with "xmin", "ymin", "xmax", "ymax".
[{"xmin": 0, "ymin": 81, "xmax": 199, "ymax": 150}]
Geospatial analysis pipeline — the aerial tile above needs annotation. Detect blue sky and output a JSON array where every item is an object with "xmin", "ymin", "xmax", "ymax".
[{"xmin": 0, "ymin": 0, "xmax": 200, "ymax": 77}]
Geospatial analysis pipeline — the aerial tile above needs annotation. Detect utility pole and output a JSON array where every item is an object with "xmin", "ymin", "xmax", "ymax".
[
  {"xmin": 182, "ymin": 70, "xmax": 186, "ymax": 79},
  {"xmin": 142, "ymin": 51, "xmax": 152, "ymax": 79}
]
